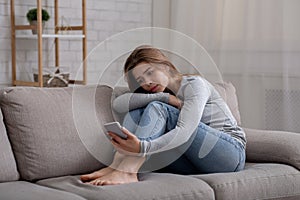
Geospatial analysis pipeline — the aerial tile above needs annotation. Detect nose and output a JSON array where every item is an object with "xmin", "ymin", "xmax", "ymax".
[
  {"xmin": 142, "ymin": 79, "xmax": 153, "ymax": 90},
  {"xmin": 144, "ymin": 78, "xmax": 152, "ymax": 86}
]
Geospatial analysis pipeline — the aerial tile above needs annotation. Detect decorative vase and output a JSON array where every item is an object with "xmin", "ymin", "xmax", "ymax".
[{"xmin": 30, "ymin": 20, "xmax": 45, "ymax": 34}]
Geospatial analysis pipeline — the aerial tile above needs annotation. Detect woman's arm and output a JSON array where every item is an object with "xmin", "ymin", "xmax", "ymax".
[
  {"xmin": 141, "ymin": 77, "xmax": 211, "ymax": 155},
  {"xmin": 112, "ymin": 92, "xmax": 170, "ymax": 114}
]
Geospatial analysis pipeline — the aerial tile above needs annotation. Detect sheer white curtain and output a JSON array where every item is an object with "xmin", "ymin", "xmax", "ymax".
[{"xmin": 153, "ymin": 0, "xmax": 300, "ymax": 132}]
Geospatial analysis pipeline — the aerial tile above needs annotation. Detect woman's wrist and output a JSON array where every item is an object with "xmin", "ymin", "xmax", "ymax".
[{"xmin": 169, "ymin": 95, "xmax": 182, "ymax": 109}]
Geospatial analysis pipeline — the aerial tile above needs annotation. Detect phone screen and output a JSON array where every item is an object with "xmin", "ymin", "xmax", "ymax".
[{"xmin": 104, "ymin": 122, "xmax": 127, "ymax": 139}]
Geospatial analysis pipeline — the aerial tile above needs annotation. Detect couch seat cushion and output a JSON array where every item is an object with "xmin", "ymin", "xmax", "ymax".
[
  {"xmin": 0, "ymin": 181, "xmax": 86, "ymax": 200},
  {"xmin": 192, "ymin": 163, "xmax": 300, "ymax": 200},
  {"xmin": 0, "ymin": 108, "xmax": 19, "ymax": 182},
  {"xmin": 37, "ymin": 173, "xmax": 215, "ymax": 200}
]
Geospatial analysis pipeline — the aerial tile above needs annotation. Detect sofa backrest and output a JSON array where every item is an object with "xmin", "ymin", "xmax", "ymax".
[
  {"xmin": 0, "ymin": 85, "xmax": 115, "ymax": 181},
  {"xmin": 213, "ymin": 82, "xmax": 241, "ymax": 125},
  {"xmin": 0, "ymin": 108, "xmax": 19, "ymax": 182}
]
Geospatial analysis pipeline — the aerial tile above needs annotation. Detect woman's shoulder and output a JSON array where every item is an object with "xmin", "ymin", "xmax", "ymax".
[
  {"xmin": 178, "ymin": 75, "xmax": 212, "ymax": 97},
  {"xmin": 182, "ymin": 75, "xmax": 209, "ymax": 87}
]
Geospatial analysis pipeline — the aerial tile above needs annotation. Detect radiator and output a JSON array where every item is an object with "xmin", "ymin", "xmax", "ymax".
[{"xmin": 265, "ymin": 89, "xmax": 300, "ymax": 133}]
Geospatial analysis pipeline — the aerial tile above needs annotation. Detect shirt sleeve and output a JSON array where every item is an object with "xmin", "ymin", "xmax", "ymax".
[
  {"xmin": 140, "ymin": 77, "xmax": 211, "ymax": 155},
  {"xmin": 112, "ymin": 92, "xmax": 170, "ymax": 114}
]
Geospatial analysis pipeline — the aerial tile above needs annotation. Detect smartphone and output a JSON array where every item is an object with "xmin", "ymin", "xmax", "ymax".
[{"xmin": 104, "ymin": 122, "xmax": 127, "ymax": 139}]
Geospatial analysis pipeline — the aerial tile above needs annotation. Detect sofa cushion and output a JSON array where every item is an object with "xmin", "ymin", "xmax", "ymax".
[
  {"xmin": 192, "ymin": 163, "xmax": 300, "ymax": 200},
  {"xmin": 0, "ymin": 181, "xmax": 86, "ymax": 200},
  {"xmin": 0, "ymin": 108, "xmax": 19, "ymax": 182},
  {"xmin": 213, "ymin": 82, "xmax": 241, "ymax": 125},
  {"xmin": 37, "ymin": 173, "xmax": 215, "ymax": 200},
  {"xmin": 245, "ymin": 128, "xmax": 300, "ymax": 170},
  {"xmin": 0, "ymin": 85, "xmax": 115, "ymax": 181}
]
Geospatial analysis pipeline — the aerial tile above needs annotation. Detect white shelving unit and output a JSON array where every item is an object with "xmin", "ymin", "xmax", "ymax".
[{"xmin": 10, "ymin": 0, "xmax": 87, "ymax": 87}]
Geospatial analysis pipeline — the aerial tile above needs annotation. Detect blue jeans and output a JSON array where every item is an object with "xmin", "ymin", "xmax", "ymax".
[{"xmin": 122, "ymin": 101, "xmax": 245, "ymax": 174}]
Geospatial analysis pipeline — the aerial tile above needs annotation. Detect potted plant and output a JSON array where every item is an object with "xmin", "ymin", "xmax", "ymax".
[{"xmin": 26, "ymin": 8, "xmax": 50, "ymax": 34}]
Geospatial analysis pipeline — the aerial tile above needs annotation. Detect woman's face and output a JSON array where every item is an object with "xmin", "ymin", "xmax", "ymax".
[{"xmin": 131, "ymin": 62, "xmax": 170, "ymax": 93}]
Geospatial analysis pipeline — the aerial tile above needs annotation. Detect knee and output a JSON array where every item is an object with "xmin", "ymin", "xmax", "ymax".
[
  {"xmin": 146, "ymin": 101, "xmax": 166, "ymax": 110},
  {"xmin": 144, "ymin": 101, "xmax": 168, "ymax": 118},
  {"xmin": 149, "ymin": 101, "xmax": 169, "ymax": 112}
]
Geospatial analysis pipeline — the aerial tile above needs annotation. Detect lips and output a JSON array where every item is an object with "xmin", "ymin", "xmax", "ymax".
[{"xmin": 150, "ymin": 85, "xmax": 158, "ymax": 92}]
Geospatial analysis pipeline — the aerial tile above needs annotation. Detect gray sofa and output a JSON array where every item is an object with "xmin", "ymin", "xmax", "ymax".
[{"xmin": 0, "ymin": 83, "xmax": 300, "ymax": 200}]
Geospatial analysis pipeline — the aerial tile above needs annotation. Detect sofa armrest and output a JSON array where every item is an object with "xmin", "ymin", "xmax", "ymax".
[{"xmin": 244, "ymin": 128, "xmax": 300, "ymax": 170}]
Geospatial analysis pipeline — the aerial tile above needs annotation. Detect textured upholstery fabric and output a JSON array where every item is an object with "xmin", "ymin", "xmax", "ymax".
[
  {"xmin": 37, "ymin": 173, "xmax": 215, "ymax": 200},
  {"xmin": 193, "ymin": 163, "xmax": 300, "ymax": 200},
  {"xmin": 213, "ymin": 82, "xmax": 241, "ymax": 125},
  {"xmin": 0, "ymin": 181, "xmax": 86, "ymax": 200},
  {"xmin": 244, "ymin": 128, "xmax": 300, "ymax": 170},
  {"xmin": 0, "ymin": 108, "xmax": 19, "ymax": 182},
  {"xmin": 0, "ymin": 85, "xmax": 115, "ymax": 181}
]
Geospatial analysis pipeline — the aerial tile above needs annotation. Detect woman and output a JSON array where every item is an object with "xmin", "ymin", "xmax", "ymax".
[{"xmin": 80, "ymin": 45, "xmax": 246, "ymax": 186}]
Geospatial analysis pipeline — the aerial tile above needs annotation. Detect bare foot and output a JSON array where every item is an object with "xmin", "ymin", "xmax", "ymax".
[
  {"xmin": 80, "ymin": 167, "xmax": 114, "ymax": 182},
  {"xmin": 88, "ymin": 170, "xmax": 138, "ymax": 186},
  {"xmin": 81, "ymin": 152, "xmax": 127, "ymax": 182}
]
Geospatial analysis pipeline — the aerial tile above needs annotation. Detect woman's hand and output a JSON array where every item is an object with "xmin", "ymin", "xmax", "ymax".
[
  {"xmin": 168, "ymin": 95, "xmax": 182, "ymax": 109},
  {"xmin": 108, "ymin": 127, "xmax": 141, "ymax": 155}
]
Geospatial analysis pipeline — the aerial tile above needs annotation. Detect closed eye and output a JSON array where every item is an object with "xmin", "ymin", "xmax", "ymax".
[
  {"xmin": 135, "ymin": 67, "xmax": 153, "ymax": 85},
  {"xmin": 146, "ymin": 70, "xmax": 153, "ymax": 76}
]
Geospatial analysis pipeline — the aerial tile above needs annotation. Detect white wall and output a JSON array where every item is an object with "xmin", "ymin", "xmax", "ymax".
[
  {"xmin": 0, "ymin": 0, "xmax": 152, "ymax": 87},
  {"xmin": 153, "ymin": 0, "xmax": 300, "ymax": 131}
]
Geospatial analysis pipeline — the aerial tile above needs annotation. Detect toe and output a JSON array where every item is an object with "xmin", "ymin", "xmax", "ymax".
[{"xmin": 80, "ymin": 174, "xmax": 93, "ymax": 182}]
